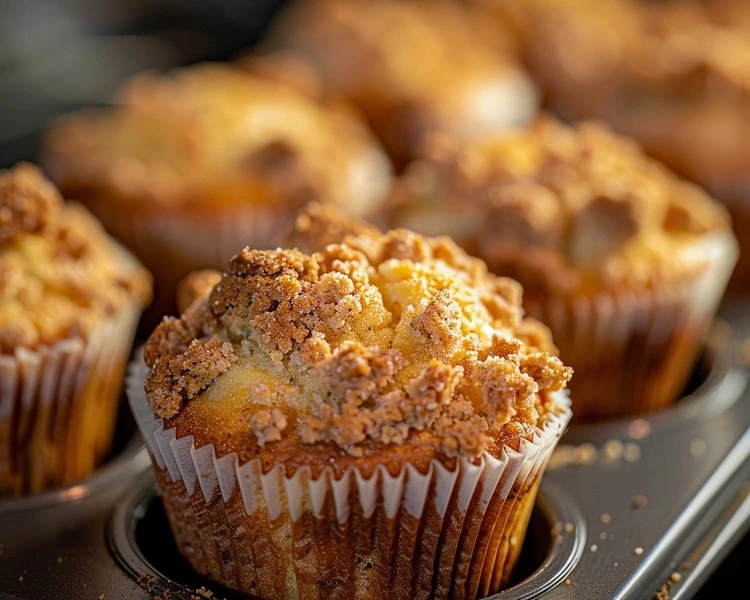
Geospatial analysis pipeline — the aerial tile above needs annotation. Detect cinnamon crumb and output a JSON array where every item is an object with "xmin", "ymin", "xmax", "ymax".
[
  {"xmin": 248, "ymin": 409, "xmax": 289, "ymax": 446},
  {"xmin": 0, "ymin": 162, "xmax": 61, "ymax": 244}
]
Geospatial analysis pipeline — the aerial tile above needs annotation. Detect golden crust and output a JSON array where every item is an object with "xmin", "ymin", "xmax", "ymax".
[
  {"xmin": 497, "ymin": 0, "xmax": 750, "ymax": 189},
  {"xmin": 0, "ymin": 164, "xmax": 152, "ymax": 353},
  {"xmin": 385, "ymin": 116, "xmax": 732, "ymax": 295},
  {"xmin": 144, "ymin": 216, "xmax": 571, "ymax": 459},
  {"xmin": 41, "ymin": 62, "xmax": 391, "ymax": 217},
  {"xmin": 264, "ymin": 0, "xmax": 537, "ymax": 165}
]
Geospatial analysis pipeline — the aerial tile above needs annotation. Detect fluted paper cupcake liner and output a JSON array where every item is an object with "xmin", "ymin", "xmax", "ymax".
[
  {"xmin": 127, "ymin": 357, "xmax": 571, "ymax": 600},
  {"xmin": 528, "ymin": 233, "xmax": 737, "ymax": 421},
  {"xmin": 0, "ymin": 303, "xmax": 142, "ymax": 497},
  {"xmin": 87, "ymin": 201, "xmax": 293, "ymax": 324}
]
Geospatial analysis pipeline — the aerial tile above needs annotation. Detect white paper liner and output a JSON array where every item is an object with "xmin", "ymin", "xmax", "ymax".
[
  {"xmin": 0, "ymin": 302, "xmax": 141, "ymax": 496},
  {"xmin": 127, "ymin": 356, "xmax": 571, "ymax": 599},
  {"xmin": 528, "ymin": 232, "xmax": 738, "ymax": 420}
]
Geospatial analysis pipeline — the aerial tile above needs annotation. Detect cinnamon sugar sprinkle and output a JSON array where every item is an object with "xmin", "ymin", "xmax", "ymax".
[{"xmin": 144, "ymin": 219, "xmax": 571, "ymax": 458}]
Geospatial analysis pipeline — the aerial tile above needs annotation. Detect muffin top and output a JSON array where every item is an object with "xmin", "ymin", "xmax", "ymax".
[
  {"xmin": 41, "ymin": 62, "xmax": 391, "ymax": 216},
  {"xmin": 143, "ymin": 214, "xmax": 571, "ymax": 472},
  {"xmin": 264, "ymin": 0, "xmax": 538, "ymax": 164},
  {"xmin": 0, "ymin": 164, "xmax": 152, "ymax": 353},
  {"xmin": 384, "ymin": 117, "xmax": 732, "ymax": 296},
  {"xmin": 496, "ymin": 0, "xmax": 750, "ymax": 188}
]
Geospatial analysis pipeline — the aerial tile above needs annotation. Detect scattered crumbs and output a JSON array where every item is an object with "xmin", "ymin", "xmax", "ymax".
[
  {"xmin": 600, "ymin": 439, "xmax": 624, "ymax": 463},
  {"xmin": 137, "ymin": 574, "xmax": 157, "ymax": 592},
  {"xmin": 195, "ymin": 586, "xmax": 215, "ymax": 598},
  {"xmin": 614, "ymin": 562, "xmax": 619, "ymax": 567},
  {"xmin": 98, "ymin": 595, "xmax": 105, "ymax": 600},
  {"xmin": 627, "ymin": 419, "xmax": 651, "ymax": 440},
  {"xmin": 590, "ymin": 544, "xmax": 598, "ymax": 552},
  {"xmin": 565, "ymin": 578, "xmax": 572, "ymax": 586},
  {"xmin": 600, "ymin": 513, "xmax": 612, "ymax": 525},
  {"xmin": 655, "ymin": 583, "xmax": 671, "ymax": 600},
  {"xmin": 564, "ymin": 522, "xmax": 575, "ymax": 533},
  {"xmin": 623, "ymin": 443, "xmax": 641, "ymax": 463},
  {"xmin": 670, "ymin": 572, "xmax": 682, "ymax": 584},
  {"xmin": 548, "ymin": 442, "xmax": 598, "ymax": 470},
  {"xmin": 634, "ymin": 547, "xmax": 644, "ymax": 556},
  {"xmin": 600, "ymin": 532, "xmax": 608, "ymax": 540},
  {"xmin": 57, "ymin": 556, "xmax": 63, "ymax": 564},
  {"xmin": 690, "ymin": 438, "xmax": 707, "ymax": 458},
  {"xmin": 551, "ymin": 522, "xmax": 562, "ymax": 536},
  {"xmin": 633, "ymin": 495, "xmax": 648, "ymax": 509},
  {"xmin": 18, "ymin": 576, "xmax": 23, "ymax": 582}
]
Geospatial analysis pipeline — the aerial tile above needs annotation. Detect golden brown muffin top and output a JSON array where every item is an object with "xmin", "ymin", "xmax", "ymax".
[
  {"xmin": 264, "ymin": 0, "xmax": 537, "ymax": 164},
  {"xmin": 42, "ymin": 62, "xmax": 391, "ymax": 216},
  {"xmin": 143, "ymin": 216, "xmax": 571, "ymax": 462},
  {"xmin": 0, "ymin": 164, "xmax": 152, "ymax": 353},
  {"xmin": 385, "ymin": 117, "xmax": 731, "ymax": 296}
]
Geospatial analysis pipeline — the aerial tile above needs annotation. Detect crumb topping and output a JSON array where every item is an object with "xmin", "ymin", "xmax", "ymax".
[
  {"xmin": 0, "ymin": 163, "xmax": 61, "ymax": 244},
  {"xmin": 0, "ymin": 164, "xmax": 151, "ymax": 352},
  {"xmin": 42, "ymin": 62, "xmax": 391, "ymax": 216},
  {"xmin": 144, "ymin": 218, "xmax": 571, "ymax": 458},
  {"xmin": 386, "ymin": 117, "xmax": 731, "ymax": 294}
]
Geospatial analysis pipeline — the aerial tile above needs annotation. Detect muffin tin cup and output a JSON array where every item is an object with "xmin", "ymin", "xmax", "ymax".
[
  {"xmin": 87, "ymin": 199, "xmax": 293, "ymax": 322},
  {"xmin": 529, "ymin": 232, "xmax": 738, "ymax": 421},
  {"xmin": 707, "ymin": 181, "xmax": 750, "ymax": 295},
  {"xmin": 0, "ymin": 301, "xmax": 142, "ymax": 497},
  {"xmin": 126, "ymin": 357, "xmax": 572, "ymax": 599}
]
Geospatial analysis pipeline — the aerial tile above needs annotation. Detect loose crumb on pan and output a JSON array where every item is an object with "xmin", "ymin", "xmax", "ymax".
[
  {"xmin": 633, "ymin": 495, "xmax": 648, "ymax": 509},
  {"xmin": 144, "ymin": 217, "xmax": 572, "ymax": 458},
  {"xmin": 634, "ymin": 546, "xmax": 644, "ymax": 556},
  {"xmin": 655, "ymin": 583, "xmax": 671, "ymax": 600},
  {"xmin": 600, "ymin": 513, "xmax": 612, "ymax": 525}
]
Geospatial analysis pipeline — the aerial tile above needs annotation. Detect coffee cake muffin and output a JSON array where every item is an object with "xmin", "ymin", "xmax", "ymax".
[
  {"xmin": 384, "ymin": 117, "xmax": 738, "ymax": 420},
  {"xmin": 0, "ymin": 163, "xmax": 151, "ymax": 496},
  {"xmin": 479, "ymin": 0, "xmax": 750, "ymax": 292},
  {"xmin": 41, "ymin": 62, "xmax": 392, "ymax": 321},
  {"xmin": 263, "ymin": 0, "xmax": 538, "ymax": 168},
  {"xmin": 127, "ymin": 222, "xmax": 572, "ymax": 599}
]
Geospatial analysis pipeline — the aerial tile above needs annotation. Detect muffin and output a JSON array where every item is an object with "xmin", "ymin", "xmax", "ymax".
[
  {"xmin": 262, "ymin": 0, "xmax": 539, "ymax": 168},
  {"xmin": 127, "ymin": 219, "xmax": 572, "ymax": 598},
  {"xmin": 0, "ymin": 163, "xmax": 151, "ymax": 496},
  {"xmin": 41, "ymin": 62, "xmax": 392, "ymax": 322},
  {"xmin": 383, "ymin": 117, "xmax": 738, "ymax": 421},
  {"xmin": 480, "ymin": 0, "xmax": 750, "ymax": 293}
]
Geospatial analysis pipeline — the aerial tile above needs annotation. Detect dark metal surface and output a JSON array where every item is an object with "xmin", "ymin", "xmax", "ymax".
[{"xmin": 1, "ymin": 318, "xmax": 749, "ymax": 599}]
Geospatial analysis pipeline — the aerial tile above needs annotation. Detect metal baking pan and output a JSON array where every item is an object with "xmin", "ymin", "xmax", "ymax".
[{"xmin": 1, "ymin": 308, "xmax": 748, "ymax": 599}]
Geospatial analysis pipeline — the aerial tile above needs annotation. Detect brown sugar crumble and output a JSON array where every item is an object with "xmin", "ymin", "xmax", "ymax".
[
  {"xmin": 387, "ymin": 117, "xmax": 730, "ymax": 293},
  {"xmin": 144, "ymin": 217, "xmax": 572, "ymax": 458},
  {"xmin": 0, "ymin": 162, "xmax": 61, "ymax": 244}
]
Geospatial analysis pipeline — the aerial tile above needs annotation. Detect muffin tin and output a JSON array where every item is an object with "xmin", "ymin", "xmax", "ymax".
[{"xmin": 1, "ymin": 303, "xmax": 748, "ymax": 599}]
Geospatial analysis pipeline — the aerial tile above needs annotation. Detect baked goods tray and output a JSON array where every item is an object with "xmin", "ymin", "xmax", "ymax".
[{"xmin": 1, "ymin": 307, "xmax": 749, "ymax": 600}]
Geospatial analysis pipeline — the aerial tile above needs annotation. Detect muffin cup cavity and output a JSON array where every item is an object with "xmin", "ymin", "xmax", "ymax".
[
  {"xmin": 0, "ymin": 301, "xmax": 142, "ymax": 497},
  {"xmin": 529, "ymin": 233, "xmax": 738, "ymax": 421},
  {"xmin": 127, "ymin": 357, "xmax": 572, "ymax": 600}
]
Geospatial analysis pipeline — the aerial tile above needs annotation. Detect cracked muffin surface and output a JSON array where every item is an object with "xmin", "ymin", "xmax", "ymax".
[
  {"xmin": 143, "ymin": 216, "xmax": 571, "ymax": 475},
  {"xmin": 0, "ymin": 163, "xmax": 151, "ymax": 353}
]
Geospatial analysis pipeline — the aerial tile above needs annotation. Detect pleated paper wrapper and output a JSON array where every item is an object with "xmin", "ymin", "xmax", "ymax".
[
  {"xmin": 528, "ymin": 233, "xmax": 738, "ymax": 421},
  {"xmin": 127, "ymin": 357, "xmax": 572, "ymax": 600},
  {"xmin": 0, "ymin": 303, "xmax": 142, "ymax": 496},
  {"xmin": 87, "ymin": 201, "xmax": 292, "ymax": 326}
]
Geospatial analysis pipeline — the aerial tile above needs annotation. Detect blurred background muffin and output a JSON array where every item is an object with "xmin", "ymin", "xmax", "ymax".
[
  {"xmin": 383, "ymin": 117, "xmax": 738, "ymax": 421},
  {"xmin": 261, "ymin": 0, "xmax": 539, "ymax": 169},
  {"xmin": 41, "ymin": 61, "xmax": 392, "ymax": 324},
  {"xmin": 478, "ymin": 0, "xmax": 750, "ymax": 294},
  {"xmin": 0, "ymin": 163, "xmax": 151, "ymax": 496},
  {"xmin": 128, "ymin": 209, "xmax": 572, "ymax": 599}
]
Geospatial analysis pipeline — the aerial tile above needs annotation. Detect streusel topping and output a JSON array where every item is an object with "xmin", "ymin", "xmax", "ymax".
[
  {"xmin": 144, "ymin": 223, "xmax": 570, "ymax": 458},
  {"xmin": 42, "ymin": 63, "xmax": 391, "ymax": 216},
  {"xmin": 0, "ymin": 164, "xmax": 152, "ymax": 352},
  {"xmin": 386, "ymin": 117, "xmax": 731, "ymax": 295}
]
